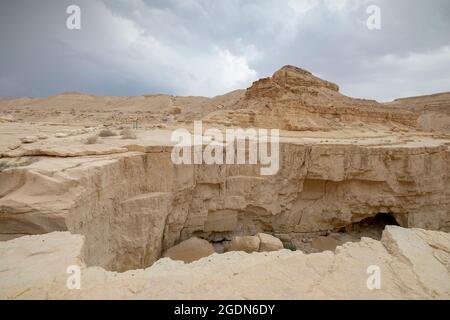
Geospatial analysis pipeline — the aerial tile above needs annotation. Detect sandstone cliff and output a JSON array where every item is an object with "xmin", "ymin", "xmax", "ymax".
[{"xmin": 0, "ymin": 134, "xmax": 448, "ymax": 272}]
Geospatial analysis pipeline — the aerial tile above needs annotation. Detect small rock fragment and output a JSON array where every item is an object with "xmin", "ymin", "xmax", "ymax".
[
  {"xmin": 55, "ymin": 132, "xmax": 68, "ymax": 138},
  {"xmin": 20, "ymin": 136, "xmax": 38, "ymax": 143},
  {"xmin": 37, "ymin": 134, "xmax": 48, "ymax": 140},
  {"xmin": 7, "ymin": 143, "xmax": 21, "ymax": 150}
]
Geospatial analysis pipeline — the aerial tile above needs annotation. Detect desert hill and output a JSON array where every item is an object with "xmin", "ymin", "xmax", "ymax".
[
  {"xmin": 384, "ymin": 92, "xmax": 450, "ymax": 133},
  {"xmin": 204, "ymin": 65, "xmax": 418, "ymax": 131},
  {"xmin": 1, "ymin": 65, "xmax": 449, "ymax": 134}
]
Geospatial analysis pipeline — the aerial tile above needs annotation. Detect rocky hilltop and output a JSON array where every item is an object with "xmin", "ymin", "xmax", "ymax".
[
  {"xmin": 0, "ymin": 66, "xmax": 449, "ymax": 299},
  {"xmin": 204, "ymin": 65, "xmax": 417, "ymax": 130},
  {"xmin": 245, "ymin": 65, "xmax": 340, "ymax": 99}
]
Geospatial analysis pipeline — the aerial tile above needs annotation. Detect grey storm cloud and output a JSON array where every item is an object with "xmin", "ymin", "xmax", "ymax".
[{"xmin": 0, "ymin": 0, "xmax": 449, "ymax": 101}]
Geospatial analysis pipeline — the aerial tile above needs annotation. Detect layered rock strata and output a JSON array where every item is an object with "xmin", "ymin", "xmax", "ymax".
[{"xmin": 204, "ymin": 66, "xmax": 417, "ymax": 130}]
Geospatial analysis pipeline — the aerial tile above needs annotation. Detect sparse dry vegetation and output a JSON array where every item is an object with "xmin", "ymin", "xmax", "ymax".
[
  {"xmin": 120, "ymin": 129, "xmax": 137, "ymax": 139},
  {"xmin": 283, "ymin": 241, "xmax": 297, "ymax": 251},
  {"xmin": 98, "ymin": 129, "xmax": 117, "ymax": 137},
  {"xmin": 85, "ymin": 135, "xmax": 99, "ymax": 144}
]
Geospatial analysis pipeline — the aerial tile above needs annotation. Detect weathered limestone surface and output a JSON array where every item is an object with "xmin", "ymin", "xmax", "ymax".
[
  {"xmin": 1, "ymin": 226, "xmax": 449, "ymax": 300},
  {"xmin": 0, "ymin": 232, "xmax": 85, "ymax": 299}
]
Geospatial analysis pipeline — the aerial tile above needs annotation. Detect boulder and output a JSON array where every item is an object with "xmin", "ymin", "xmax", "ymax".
[
  {"xmin": 0, "ymin": 115, "xmax": 15, "ymax": 122},
  {"xmin": 311, "ymin": 236, "xmax": 340, "ymax": 252},
  {"xmin": 168, "ymin": 107, "xmax": 182, "ymax": 115},
  {"xmin": 227, "ymin": 235, "xmax": 260, "ymax": 253},
  {"xmin": 55, "ymin": 132, "xmax": 69, "ymax": 138},
  {"xmin": 20, "ymin": 136, "xmax": 38, "ymax": 144},
  {"xmin": 7, "ymin": 143, "xmax": 20, "ymax": 150},
  {"xmin": 257, "ymin": 233, "xmax": 283, "ymax": 252},
  {"xmin": 162, "ymin": 237, "xmax": 215, "ymax": 263}
]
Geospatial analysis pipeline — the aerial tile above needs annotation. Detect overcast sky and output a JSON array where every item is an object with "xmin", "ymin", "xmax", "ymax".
[{"xmin": 0, "ymin": 0, "xmax": 449, "ymax": 101}]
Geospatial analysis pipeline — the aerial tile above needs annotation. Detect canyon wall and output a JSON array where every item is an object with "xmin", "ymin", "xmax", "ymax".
[{"xmin": 1, "ymin": 141, "xmax": 448, "ymax": 272}]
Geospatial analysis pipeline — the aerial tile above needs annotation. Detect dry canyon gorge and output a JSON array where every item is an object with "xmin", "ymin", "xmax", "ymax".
[{"xmin": 0, "ymin": 66, "xmax": 449, "ymax": 299}]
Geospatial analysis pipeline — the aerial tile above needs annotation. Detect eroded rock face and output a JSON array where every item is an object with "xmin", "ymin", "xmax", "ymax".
[
  {"xmin": 1, "ymin": 226, "xmax": 449, "ymax": 300},
  {"xmin": 0, "ymin": 138, "xmax": 448, "ymax": 272}
]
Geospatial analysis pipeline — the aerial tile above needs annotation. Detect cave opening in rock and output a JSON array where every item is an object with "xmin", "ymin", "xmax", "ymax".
[
  {"xmin": 291, "ymin": 212, "xmax": 401, "ymax": 254},
  {"xmin": 339, "ymin": 212, "xmax": 400, "ymax": 238}
]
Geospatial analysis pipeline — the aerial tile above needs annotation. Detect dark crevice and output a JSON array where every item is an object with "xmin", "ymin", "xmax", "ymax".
[{"xmin": 291, "ymin": 212, "xmax": 401, "ymax": 254}]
